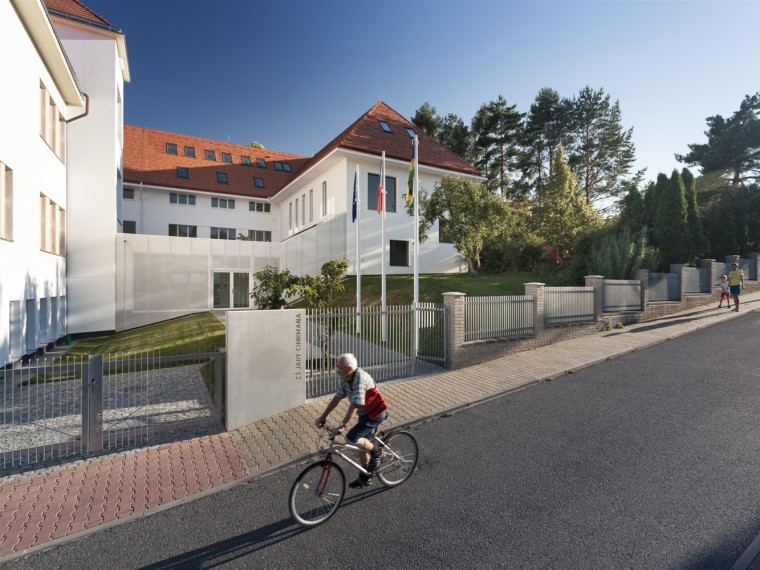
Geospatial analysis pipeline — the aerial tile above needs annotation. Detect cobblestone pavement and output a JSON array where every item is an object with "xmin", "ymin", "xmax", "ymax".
[{"xmin": 2, "ymin": 294, "xmax": 760, "ymax": 565}]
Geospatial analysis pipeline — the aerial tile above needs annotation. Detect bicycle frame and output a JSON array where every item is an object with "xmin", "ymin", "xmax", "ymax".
[{"xmin": 318, "ymin": 431, "xmax": 398, "ymax": 477}]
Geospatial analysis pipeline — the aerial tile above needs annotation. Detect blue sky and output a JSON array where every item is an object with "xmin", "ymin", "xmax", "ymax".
[{"xmin": 84, "ymin": 0, "xmax": 759, "ymax": 185}]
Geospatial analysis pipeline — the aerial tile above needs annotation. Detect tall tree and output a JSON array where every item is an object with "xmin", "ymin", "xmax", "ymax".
[
  {"xmin": 438, "ymin": 113, "xmax": 472, "ymax": 161},
  {"xmin": 652, "ymin": 170, "xmax": 690, "ymax": 266},
  {"xmin": 531, "ymin": 146, "xmax": 601, "ymax": 252},
  {"xmin": 676, "ymin": 92, "xmax": 760, "ymax": 187},
  {"xmin": 618, "ymin": 184, "xmax": 645, "ymax": 235},
  {"xmin": 471, "ymin": 95, "xmax": 525, "ymax": 197},
  {"xmin": 417, "ymin": 176, "xmax": 511, "ymax": 275},
  {"xmin": 566, "ymin": 86, "xmax": 641, "ymax": 208},
  {"xmin": 518, "ymin": 87, "xmax": 571, "ymax": 196},
  {"xmin": 411, "ymin": 102, "xmax": 441, "ymax": 138},
  {"xmin": 707, "ymin": 191, "xmax": 739, "ymax": 257},
  {"xmin": 681, "ymin": 168, "xmax": 705, "ymax": 260}
]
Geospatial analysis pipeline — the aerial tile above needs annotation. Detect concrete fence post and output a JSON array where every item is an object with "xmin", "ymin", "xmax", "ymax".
[
  {"xmin": 748, "ymin": 252, "xmax": 759, "ymax": 280},
  {"xmin": 584, "ymin": 275, "xmax": 604, "ymax": 319},
  {"xmin": 670, "ymin": 264, "xmax": 686, "ymax": 300},
  {"xmin": 701, "ymin": 259, "xmax": 716, "ymax": 292},
  {"xmin": 524, "ymin": 283, "xmax": 545, "ymax": 334},
  {"xmin": 442, "ymin": 292, "xmax": 465, "ymax": 370}
]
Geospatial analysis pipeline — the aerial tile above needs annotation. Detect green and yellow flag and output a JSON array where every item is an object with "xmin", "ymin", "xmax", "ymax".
[{"xmin": 405, "ymin": 143, "xmax": 416, "ymax": 207}]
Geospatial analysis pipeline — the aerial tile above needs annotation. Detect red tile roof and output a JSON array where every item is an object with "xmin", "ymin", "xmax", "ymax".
[
  {"xmin": 123, "ymin": 125, "xmax": 306, "ymax": 199},
  {"xmin": 123, "ymin": 101, "xmax": 482, "ymax": 199},
  {"xmin": 44, "ymin": 0, "xmax": 111, "ymax": 27}
]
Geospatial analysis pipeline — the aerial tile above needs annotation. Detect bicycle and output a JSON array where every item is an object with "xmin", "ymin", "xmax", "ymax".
[{"xmin": 288, "ymin": 424, "xmax": 419, "ymax": 527}]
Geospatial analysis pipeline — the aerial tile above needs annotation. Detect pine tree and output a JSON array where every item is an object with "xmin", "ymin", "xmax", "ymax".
[
  {"xmin": 652, "ymin": 170, "xmax": 691, "ymax": 266},
  {"xmin": 681, "ymin": 168, "xmax": 705, "ymax": 261}
]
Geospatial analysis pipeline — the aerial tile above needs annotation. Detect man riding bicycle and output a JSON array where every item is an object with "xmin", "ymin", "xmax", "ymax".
[{"xmin": 315, "ymin": 353, "xmax": 388, "ymax": 488}]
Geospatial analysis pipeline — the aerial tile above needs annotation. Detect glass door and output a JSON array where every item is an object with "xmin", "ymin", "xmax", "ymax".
[
  {"xmin": 213, "ymin": 272, "xmax": 231, "ymax": 309},
  {"xmin": 232, "ymin": 272, "xmax": 250, "ymax": 308}
]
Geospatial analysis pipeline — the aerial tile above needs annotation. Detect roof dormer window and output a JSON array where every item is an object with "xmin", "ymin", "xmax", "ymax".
[
  {"xmin": 274, "ymin": 161, "xmax": 291, "ymax": 172},
  {"xmin": 177, "ymin": 166, "xmax": 189, "ymax": 179},
  {"xmin": 254, "ymin": 177, "xmax": 265, "ymax": 188},
  {"xmin": 216, "ymin": 172, "xmax": 228, "ymax": 184},
  {"xmin": 222, "ymin": 152, "xmax": 232, "ymax": 163},
  {"xmin": 257, "ymin": 158, "xmax": 266, "ymax": 168},
  {"xmin": 241, "ymin": 155, "xmax": 251, "ymax": 166},
  {"xmin": 205, "ymin": 149, "xmax": 216, "ymax": 161},
  {"xmin": 406, "ymin": 127, "xmax": 416, "ymax": 138},
  {"xmin": 166, "ymin": 142, "xmax": 177, "ymax": 154},
  {"xmin": 185, "ymin": 146, "xmax": 196, "ymax": 158},
  {"xmin": 379, "ymin": 121, "xmax": 392, "ymax": 133}
]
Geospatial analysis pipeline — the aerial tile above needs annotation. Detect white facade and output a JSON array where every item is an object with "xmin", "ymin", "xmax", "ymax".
[{"xmin": 0, "ymin": 0, "xmax": 84, "ymax": 367}]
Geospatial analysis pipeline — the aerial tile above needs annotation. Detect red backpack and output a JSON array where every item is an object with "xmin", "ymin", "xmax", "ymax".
[{"xmin": 364, "ymin": 387, "xmax": 388, "ymax": 420}]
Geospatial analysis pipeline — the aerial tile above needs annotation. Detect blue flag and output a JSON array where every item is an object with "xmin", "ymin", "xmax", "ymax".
[{"xmin": 352, "ymin": 171, "xmax": 357, "ymax": 223}]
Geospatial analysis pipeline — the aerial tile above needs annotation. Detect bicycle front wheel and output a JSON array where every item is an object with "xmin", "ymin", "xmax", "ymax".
[
  {"xmin": 289, "ymin": 460, "xmax": 346, "ymax": 527},
  {"xmin": 377, "ymin": 430, "xmax": 418, "ymax": 487}
]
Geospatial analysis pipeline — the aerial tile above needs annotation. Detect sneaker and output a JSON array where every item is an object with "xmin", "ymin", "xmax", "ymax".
[{"xmin": 349, "ymin": 473, "xmax": 373, "ymax": 488}]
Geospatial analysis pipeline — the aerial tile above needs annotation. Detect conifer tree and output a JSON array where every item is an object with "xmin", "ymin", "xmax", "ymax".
[
  {"xmin": 652, "ymin": 170, "xmax": 690, "ymax": 266},
  {"xmin": 681, "ymin": 168, "xmax": 705, "ymax": 260}
]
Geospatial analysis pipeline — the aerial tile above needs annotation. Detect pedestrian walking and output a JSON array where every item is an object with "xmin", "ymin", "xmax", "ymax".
[
  {"xmin": 728, "ymin": 262, "xmax": 745, "ymax": 311},
  {"xmin": 717, "ymin": 275, "xmax": 731, "ymax": 308}
]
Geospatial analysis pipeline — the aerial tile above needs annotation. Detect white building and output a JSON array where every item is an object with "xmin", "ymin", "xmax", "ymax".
[{"xmin": 1, "ymin": 0, "xmax": 482, "ymax": 365}]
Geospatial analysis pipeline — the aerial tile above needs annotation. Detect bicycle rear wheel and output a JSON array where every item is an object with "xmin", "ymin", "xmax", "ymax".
[
  {"xmin": 376, "ymin": 430, "xmax": 418, "ymax": 487},
  {"xmin": 289, "ymin": 460, "xmax": 346, "ymax": 527}
]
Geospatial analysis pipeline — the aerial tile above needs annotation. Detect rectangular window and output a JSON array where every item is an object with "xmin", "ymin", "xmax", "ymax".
[
  {"xmin": 39, "ymin": 82, "xmax": 65, "ymax": 161},
  {"xmin": 205, "ymin": 149, "xmax": 216, "ymax": 161},
  {"xmin": 253, "ymin": 177, "xmax": 265, "ymax": 188},
  {"xmin": 274, "ymin": 161, "xmax": 291, "ymax": 172},
  {"xmin": 123, "ymin": 188, "xmax": 135, "ymax": 200},
  {"xmin": 249, "ymin": 201, "xmax": 270, "ymax": 212},
  {"xmin": 390, "ymin": 240, "xmax": 410, "ymax": 266},
  {"xmin": 222, "ymin": 152, "xmax": 232, "ymax": 163},
  {"xmin": 241, "ymin": 155, "xmax": 251, "ymax": 166},
  {"xmin": 257, "ymin": 158, "xmax": 266, "ymax": 168},
  {"xmin": 170, "ymin": 192, "xmax": 195, "ymax": 205},
  {"xmin": 0, "ymin": 162, "xmax": 13, "ymax": 241},
  {"xmin": 177, "ymin": 166, "xmax": 189, "ymax": 179},
  {"xmin": 289, "ymin": 202, "xmax": 293, "ymax": 230},
  {"xmin": 210, "ymin": 227, "xmax": 236, "ymax": 240},
  {"xmin": 295, "ymin": 197, "xmax": 299, "ymax": 227},
  {"xmin": 166, "ymin": 142, "xmax": 177, "ymax": 154},
  {"xmin": 302, "ymin": 194, "xmax": 306, "ymax": 225},
  {"xmin": 379, "ymin": 120, "xmax": 393, "ymax": 133},
  {"xmin": 322, "ymin": 181, "xmax": 327, "ymax": 217},
  {"xmin": 216, "ymin": 172, "xmax": 228, "ymax": 184},
  {"xmin": 123, "ymin": 220, "xmax": 136, "ymax": 233},
  {"xmin": 309, "ymin": 189, "xmax": 313, "ymax": 222},
  {"xmin": 247, "ymin": 229, "xmax": 272, "ymax": 242},
  {"xmin": 212, "ymin": 198, "xmax": 235, "ymax": 209},
  {"xmin": 367, "ymin": 173, "xmax": 397, "ymax": 212},
  {"xmin": 184, "ymin": 146, "xmax": 196, "ymax": 157},
  {"xmin": 39, "ymin": 194, "xmax": 65, "ymax": 255},
  {"xmin": 168, "ymin": 224, "xmax": 197, "ymax": 238}
]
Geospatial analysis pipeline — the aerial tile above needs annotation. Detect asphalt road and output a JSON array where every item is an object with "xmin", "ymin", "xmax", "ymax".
[{"xmin": 8, "ymin": 312, "xmax": 760, "ymax": 569}]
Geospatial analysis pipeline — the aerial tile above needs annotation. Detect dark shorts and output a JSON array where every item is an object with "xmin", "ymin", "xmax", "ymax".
[
  {"xmin": 730, "ymin": 285, "xmax": 741, "ymax": 295},
  {"xmin": 346, "ymin": 410, "xmax": 388, "ymax": 444}
]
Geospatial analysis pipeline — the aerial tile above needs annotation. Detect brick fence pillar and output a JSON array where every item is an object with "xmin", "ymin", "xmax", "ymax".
[
  {"xmin": 669, "ymin": 264, "xmax": 686, "ymax": 300},
  {"xmin": 748, "ymin": 253, "xmax": 759, "ymax": 280},
  {"xmin": 443, "ymin": 292, "xmax": 465, "ymax": 370},
  {"xmin": 584, "ymin": 275, "xmax": 604, "ymax": 319},
  {"xmin": 635, "ymin": 269, "xmax": 650, "ymax": 310},
  {"xmin": 701, "ymin": 259, "xmax": 717, "ymax": 291},
  {"xmin": 524, "ymin": 283, "xmax": 545, "ymax": 334}
]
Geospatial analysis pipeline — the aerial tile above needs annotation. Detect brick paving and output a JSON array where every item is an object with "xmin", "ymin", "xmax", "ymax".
[{"xmin": 1, "ymin": 293, "xmax": 760, "ymax": 564}]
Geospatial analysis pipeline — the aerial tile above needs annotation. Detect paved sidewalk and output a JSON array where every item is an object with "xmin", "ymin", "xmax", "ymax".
[{"xmin": 2, "ymin": 293, "xmax": 760, "ymax": 565}]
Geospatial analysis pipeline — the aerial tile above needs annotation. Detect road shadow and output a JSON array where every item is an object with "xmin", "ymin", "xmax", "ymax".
[
  {"xmin": 138, "ymin": 486, "xmax": 390, "ymax": 569},
  {"xmin": 605, "ymin": 303, "xmax": 758, "ymax": 336}
]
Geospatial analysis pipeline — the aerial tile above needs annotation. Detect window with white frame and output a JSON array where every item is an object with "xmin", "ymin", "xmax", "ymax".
[
  {"xmin": 295, "ymin": 197, "xmax": 299, "ymax": 227},
  {"xmin": 210, "ymin": 227, "xmax": 236, "ymax": 240},
  {"xmin": 211, "ymin": 197, "xmax": 235, "ymax": 209},
  {"xmin": 390, "ymin": 240, "xmax": 410, "ymax": 266},
  {"xmin": 321, "ymin": 181, "xmax": 327, "ymax": 217},
  {"xmin": 367, "ymin": 173, "xmax": 397, "ymax": 212},
  {"xmin": 123, "ymin": 188, "xmax": 135, "ymax": 200},
  {"xmin": 168, "ymin": 224, "xmax": 197, "ymax": 237},
  {"xmin": 302, "ymin": 194, "xmax": 306, "ymax": 225},
  {"xmin": 39, "ymin": 193, "xmax": 65, "ymax": 255},
  {"xmin": 249, "ymin": 201, "xmax": 270, "ymax": 213},
  {"xmin": 309, "ymin": 189, "xmax": 313, "ymax": 222},
  {"xmin": 39, "ymin": 82, "xmax": 65, "ymax": 161},
  {"xmin": 0, "ymin": 162, "xmax": 12, "ymax": 241},
  {"xmin": 169, "ymin": 192, "xmax": 196, "ymax": 205},
  {"xmin": 246, "ymin": 229, "xmax": 272, "ymax": 242},
  {"xmin": 123, "ymin": 220, "xmax": 136, "ymax": 234},
  {"xmin": 289, "ymin": 202, "xmax": 293, "ymax": 230}
]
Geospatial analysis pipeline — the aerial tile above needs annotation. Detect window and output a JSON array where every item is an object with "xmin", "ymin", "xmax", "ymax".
[
  {"xmin": 379, "ymin": 120, "xmax": 392, "ymax": 133},
  {"xmin": 177, "ymin": 166, "xmax": 189, "ymax": 179},
  {"xmin": 184, "ymin": 146, "xmax": 196, "ymax": 157},
  {"xmin": 212, "ymin": 197, "xmax": 235, "ymax": 209},
  {"xmin": 390, "ymin": 240, "xmax": 410, "ymax": 266},
  {"xmin": 205, "ymin": 149, "xmax": 216, "ymax": 161},
  {"xmin": 439, "ymin": 218, "xmax": 454, "ymax": 243},
  {"xmin": 39, "ymin": 194, "xmax": 65, "ymax": 255},
  {"xmin": 168, "ymin": 224, "xmax": 197, "ymax": 238},
  {"xmin": 246, "ymin": 229, "xmax": 272, "ymax": 242},
  {"xmin": 322, "ymin": 181, "xmax": 327, "ymax": 217},
  {"xmin": 257, "ymin": 158, "xmax": 266, "ymax": 168},
  {"xmin": 241, "ymin": 155, "xmax": 251, "ymax": 166},
  {"xmin": 295, "ymin": 197, "xmax": 299, "ymax": 227},
  {"xmin": 166, "ymin": 142, "xmax": 177, "ymax": 154},
  {"xmin": 406, "ymin": 127, "xmax": 417, "ymax": 138},
  {"xmin": 309, "ymin": 189, "xmax": 313, "ymax": 222},
  {"xmin": 289, "ymin": 202, "xmax": 293, "ymax": 230},
  {"xmin": 123, "ymin": 220, "xmax": 136, "ymax": 234},
  {"xmin": 39, "ymin": 82, "xmax": 65, "ymax": 161},
  {"xmin": 222, "ymin": 152, "xmax": 232, "ymax": 163},
  {"xmin": 216, "ymin": 172, "xmax": 228, "ymax": 184},
  {"xmin": 302, "ymin": 194, "xmax": 306, "ymax": 225},
  {"xmin": 249, "ymin": 201, "xmax": 270, "ymax": 213},
  {"xmin": 210, "ymin": 227, "xmax": 236, "ymax": 240},
  {"xmin": 169, "ymin": 192, "xmax": 196, "ymax": 205},
  {"xmin": 274, "ymin": 161, "xmax": 291, "ymax": 172},
  {"xmin": 253, "ymin": 177, "xmax": 265, "ymax": 188},
  {"xmin": 367, "ymin": 173, "xmax": 397, "ymax": 212},
  {"xmin": 0, "ymin": 162, "xmax": 12, "ymax": 241},
  {"xmin": 123, "ymin": 188, "xmax": 135, "ymax": 200}
]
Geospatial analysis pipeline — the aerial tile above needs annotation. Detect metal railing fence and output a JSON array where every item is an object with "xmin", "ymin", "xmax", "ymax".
[
  {"xmin": 649, "ymin": 272, "xmax": 680, "ymax": 301},
  {"xmin": 544, "ymin": 287, "xmax": 595, "ymax": 325},
  {"xmin": 1, "ymin": 352, "xmax": 223, "ymax": 471},
  {"xmin": 603, "ymin": 280, "xmax": 643, "ymax": 312},
  {"xmin": 464, "ymin": 295, "xmax": 534, "ymax": 341},
  {"xmin": 418, "ymin": 303, "xmax": 447, "ymax": 367}
]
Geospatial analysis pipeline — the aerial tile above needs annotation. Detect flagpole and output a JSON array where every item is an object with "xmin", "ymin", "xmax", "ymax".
[
  {"xmin": 354, "ymin": 165, "xmax": 361, "ymax": 335},
  {"xmin": 380, "ymin": 151, "xmax": 387, "ymax": 343},
  {"xmin": 413, "ymin": 136, "xmax": 419, "ymax": 356}
]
